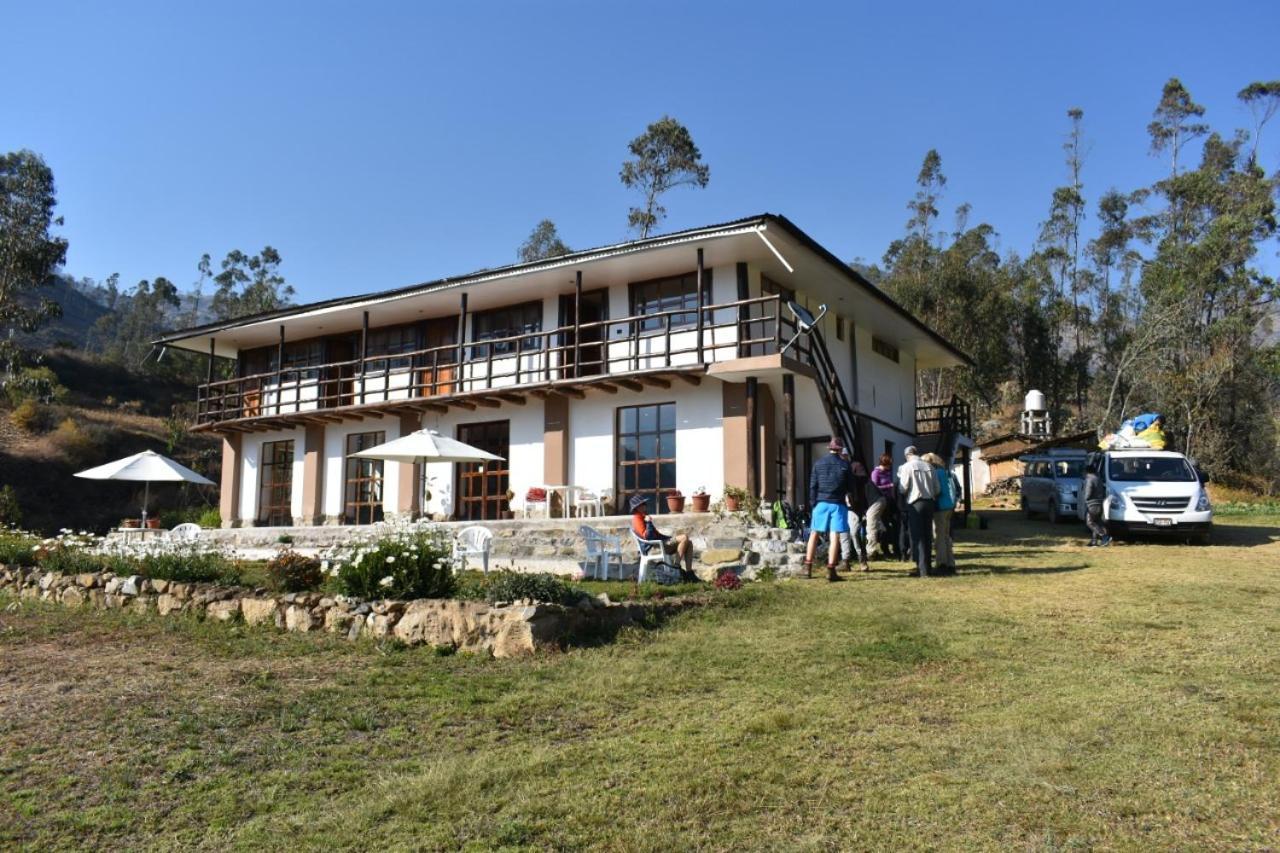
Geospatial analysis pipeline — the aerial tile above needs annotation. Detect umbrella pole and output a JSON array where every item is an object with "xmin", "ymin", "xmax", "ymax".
[{"xmin": 142, "ymin": 481, "xmax": 150, "ymax": 526}]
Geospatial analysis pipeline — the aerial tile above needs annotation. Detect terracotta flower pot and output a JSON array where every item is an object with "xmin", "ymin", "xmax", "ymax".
[
  {"xmin": 666, "ymin": 495, "xmax": 686, "ymax": 513},
  {"xmin": 724, "ymin": 496, "xmax": 741, "ymax": 512},
  {"xmin": 121, "ymin": 519, "xmax": 140, "ymax": 529},
  {"xmin": 145, "ymin": 518, "xmax": 162, "ymax": 530},
  {"xmin": 690, "ymin": 494, "xmax": 711, "ymax": 513}
]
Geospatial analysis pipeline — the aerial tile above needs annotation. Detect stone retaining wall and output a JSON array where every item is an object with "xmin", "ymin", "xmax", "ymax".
[{"xmin": 0, "ymin": 565, "xmax": 696, "ymax": 658}]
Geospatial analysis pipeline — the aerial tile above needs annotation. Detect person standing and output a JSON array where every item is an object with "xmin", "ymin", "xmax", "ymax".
[
  {"xmin": 922, "ymin": 452, "xmax": 958, "ymax": 575},
  {"xmin": 896, "ymin": 446, "xmax": 939, "ymax": 577},
  {"xmin": 1082, "ymin": 456, "xmax": 1110, "ymax": 546},
  {"xmin": 839, "ymin": 453, "xmax": 871, "ymax": 572},
  {"xmin": 866, "ymin": 454, "xmax": 895, "ymax": 558},
  {"xmin": 805, "ymin": 437, "xmax": 853, "ymax": 582}
]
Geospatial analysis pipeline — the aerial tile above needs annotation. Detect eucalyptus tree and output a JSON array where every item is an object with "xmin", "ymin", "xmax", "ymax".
[
  {"xmin": 620, "ymin": 117, "xmax": 710, "ymax": 238},
  {"xmin": 209, "ymin": 246, "xmax": 293, "ymax": 321},
  {"xmin": 518, "ymin": 219, "xmax": 571, "ymax": 262},
  {"xmin": 0, "ymin": 150, "xmax": 67, "ymax": 380}
]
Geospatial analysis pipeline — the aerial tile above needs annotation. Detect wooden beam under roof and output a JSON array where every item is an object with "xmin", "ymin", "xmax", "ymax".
[
  {"xmin": 675, "ymin": 373, "xmax": 702, "ymax": 386},
  {"xmin": 496, "ymin": 393, "xmax": 526, "ymax": 405},
  {"xmin": 614, "ymin": 378, "xmax": 644, "ymax": 392},
  {"xmin": 640, "ymin": 375, "xmax": 672, "ymax": 389},
  {"xmin": 473, "ymin": 397, "xmax": 501, "ymax": 409}
]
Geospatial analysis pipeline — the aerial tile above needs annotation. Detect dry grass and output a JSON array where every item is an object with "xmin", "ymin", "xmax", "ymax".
[{"xmin": 1, "ymin": 510, "xmax": 1278, "ymax": 850}]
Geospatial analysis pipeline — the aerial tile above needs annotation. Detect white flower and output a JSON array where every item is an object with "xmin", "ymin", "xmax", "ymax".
[
  {"xmin": 379, "ymin": 576, "xmax": 394, "ymax": 588},
  {"xmin": 385, "ymin": 555, "xmax": 396, "ymax": 564}
]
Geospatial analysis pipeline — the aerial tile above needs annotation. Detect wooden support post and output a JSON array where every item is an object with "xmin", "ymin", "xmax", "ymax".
[
  {"xmin": 746, "ymin": 376, "xmax": 759, "ymax": 499},
  {"xmin": 359, "ymin": 311, "xmax": 369, "ymax": 405},
  {"xmin": 456, "ymin": 293, "xmax": 468, "ymax": 392},
  {"xmin": 695, "ymin": 247, "xmax": 705, "ymax": 363},
  {"xmin": 736, "ymin": 262, "xmax": 749, "ymax": 357},
  {"xmin": 782, "ymin": 373, "xmax": 796, "ymax": 507},
  {"xmin": 207, "ymin": 338, "xmax": 216, "ymax": 384},
  {"xmin": 962, "ymin": 445, "xmax": 973, "ymax": 518},
  {"xmin": 276, "ymin": 326, "xmax": 285, "ymax": 416},
  {"xmin": 573, "ymin": 270, "xmax": 582, "ymax": 380}
]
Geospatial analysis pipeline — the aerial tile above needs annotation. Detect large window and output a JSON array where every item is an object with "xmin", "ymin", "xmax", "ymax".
[
  {"xmin": 366, "ymin": 324, "xmax": 419, "ymax": 373},
  {"xmin": 257, "ymin": 440, "xmax": 294, "ymax": 526},
  {"xmin": 630, "ymin": 271, "xmax": 712, "ymax": 333},
  {"xmin": 470, "ymin": 301, "xmax": 542, "ymax": 358},
  {"xmin": 616, "ymin": 403, "xmax": 677, "ymax": 515},
  {"xmin": 344, "ymin": 431, "xmax": 386, "ymax": 525}
]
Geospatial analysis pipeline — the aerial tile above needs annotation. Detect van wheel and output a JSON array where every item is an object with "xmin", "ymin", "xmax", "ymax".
[{"xmin": 1189, "ymin": 533, "xmax": 1211, "ymax": 546}]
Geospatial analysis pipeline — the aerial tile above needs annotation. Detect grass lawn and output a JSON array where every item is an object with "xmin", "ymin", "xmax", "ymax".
[{"xmin": 2, "ymin": 510, "xmax": 1278, "ymax": 850}]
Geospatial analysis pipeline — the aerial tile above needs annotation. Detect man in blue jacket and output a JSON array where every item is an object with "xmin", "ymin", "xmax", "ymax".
[{"xmin": 805, "ymin": 437, "xmax": 853, "ymax": 582}]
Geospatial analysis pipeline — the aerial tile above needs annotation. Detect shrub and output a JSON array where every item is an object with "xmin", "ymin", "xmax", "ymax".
[
  {"xmin": 0, "ymin": 485, "xmax": 21, "ymax": 527},
  {"xmin": 324, "ymin": 522, "xmax": 455, "ymax": 600},
  {"xmin": 4, "ymin": 365, "xmax": 67, "ymax": 406},
  {"xmin": 9, "ymin": 400, "xmax": 46, "ymax": 432},
  {"xmin": 0, "ymin": 528, "xmax": 39, "ymax": 567},
  {"xmin": 479, "ymin": 571, "xmax": 575, "ymax": 605},
  {"xmin": 158, "ymin": 506, "xmax": 205, "ymax": 529},
  {"xmin": 33, "ymin": 531, "xmax": 124, "ymax": 575},
  {"xmin": 50, "ymin": 417, "xmax": 99, "ymax": 464},
  {"xmin": 267, "ymin": 548, "xmax": 323, "ymax": 593},
  {"xmin": 714, "ymin": 570, "xmax": 743, "ymax": 591},
  {"xmin": 197, "ymin": 508, "xmax": 222, "ymax": 529}
]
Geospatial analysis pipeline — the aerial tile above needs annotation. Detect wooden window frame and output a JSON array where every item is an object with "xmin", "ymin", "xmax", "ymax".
[
  {"xmin": 629, "ymin": 271, "xmax": 712, "ymax": 334},
  {"xmin": 469, "ymin": 301, "xmax": 543, "ymax": 359},
  {"xmin": 455, "ymin": 420, "xmax": 510, "ymax": 521},
  {"xmin": 257, "ymin": 439, "xmax": 295, "ymax": 526},
  {"xmin": 615, "ymin": 402, "xmax": 677, "ymax": 515},
  {"xmin": 872, "ymin": 336, "xmax": 900, "ymax": 363},
  {"xmin": 343, "ymin": 431, "xmax": 386, "ymax": 525}
]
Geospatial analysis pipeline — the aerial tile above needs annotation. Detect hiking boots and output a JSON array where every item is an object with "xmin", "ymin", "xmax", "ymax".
[{"xmin": 827, "ymin": 564, "xmax": 844, "ymax": 582}]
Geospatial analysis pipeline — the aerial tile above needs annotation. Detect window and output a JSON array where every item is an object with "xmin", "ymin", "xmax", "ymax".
[
  {"xmin": 344, "ymin": 431, "xmax": 386, "ymax": 525},
  {"xmin": 836, "ymin": 316, "xmax": 846, "ymax": 342},
  {"xmin": 366, "ymin": 324, "xmax": 419, "ymax": 374},
  {"xmin": 1108, "ymin": 456, "xmax": 1195, "ymax": 482},
  {"xmin": 871, "ymin": 336, "xmax": 899, "ymax": 363},
  {"xmin": 470, "ymin": 301, "xmax": 542, "ymax": 358},
  {"xmin": 257, "ymin": 440, "xmax": 294, "ymax": 526},
  {"xmin": 239, "ymin": 341, "xmax": 323, "ymax": 377},
  {"xmin": 630, "ymin": 271, "xmax": 712, "ymax": 333},
  {"xmin": 616, "ymin": 403, "xmax": 677, "ymax": 514}
]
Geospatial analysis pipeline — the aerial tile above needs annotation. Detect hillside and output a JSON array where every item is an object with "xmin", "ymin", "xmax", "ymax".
[{"xmin": 0, "ymin": 351, "xmax": 220, "ymax": 534}]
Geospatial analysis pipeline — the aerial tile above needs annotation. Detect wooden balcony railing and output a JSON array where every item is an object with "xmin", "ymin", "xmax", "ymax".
[
  {"xmin": 916, "ymin": 395, "xmax": 972, "ymax": 437},
  {"xmin": 195, "ymin": 294, "xmax": 809, "ymax": 426}
]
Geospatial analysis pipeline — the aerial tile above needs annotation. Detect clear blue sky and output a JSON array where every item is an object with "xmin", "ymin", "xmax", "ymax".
[{"xmin": 4, "ymin": 0, "xmax": 1278, "ymax": 302}]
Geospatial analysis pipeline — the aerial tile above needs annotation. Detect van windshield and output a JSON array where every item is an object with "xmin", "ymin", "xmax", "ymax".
[
  {"xmin": 1055, "ymin": 460, "xmax": 1085, "ymax": 478},
  {"xmin": 1108, "ymin": 456, "xmax": 1195, "ymax": 482}
]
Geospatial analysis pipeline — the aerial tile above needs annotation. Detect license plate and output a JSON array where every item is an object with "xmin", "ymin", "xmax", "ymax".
[{"xmin": 1153, "ymin": 517, "xmax": 1173, "ymax": 527}]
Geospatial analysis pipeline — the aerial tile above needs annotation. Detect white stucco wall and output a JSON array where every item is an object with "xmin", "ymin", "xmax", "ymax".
[
  {"xmin": 321, "ymin": 415, "xmax": 403, "ymax": 520},
  {"xmin": 418, "ymin": 401, "xmax": 545, "ymax": 518}
]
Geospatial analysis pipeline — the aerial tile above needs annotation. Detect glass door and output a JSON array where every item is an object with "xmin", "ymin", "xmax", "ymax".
[{"xmin": 455, "ymin": 420, "xmax": 510, "ymax": 520}]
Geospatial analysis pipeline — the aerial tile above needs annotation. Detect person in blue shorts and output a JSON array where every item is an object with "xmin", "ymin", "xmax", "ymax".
[{"xmin": 805, "ymin": 437, "xmax": 853, "ymax": 582}]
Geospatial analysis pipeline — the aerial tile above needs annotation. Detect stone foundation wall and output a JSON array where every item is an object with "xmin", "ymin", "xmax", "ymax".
[
  {"xmin": 0, "ymin": 565, "xmax": 695, "ymax": 658},
  {"xmin": 193, "ymin": 515, "xmax": 811, "ymax": 579}
]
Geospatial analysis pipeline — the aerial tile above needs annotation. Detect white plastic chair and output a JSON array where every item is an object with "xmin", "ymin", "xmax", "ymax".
[
  {"xmin": 579, "ymin": 525, "xmax": 623, "ymax": 580},
  {"xmin": 630, "ymin": 529, "xmax": 674, "ymax": 583},
  {"xmin": 453, "ymin": 526, "xmax": 493, "ymax": 574},
  {"xmin": 169, "ymin": 523, "xmax": 202, "ymax": 541},
  {"xmin": 572, "ymin": 487, "xmax": 603, "ymax": 518}
]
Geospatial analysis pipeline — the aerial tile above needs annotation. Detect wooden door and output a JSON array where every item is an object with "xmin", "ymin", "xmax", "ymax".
[
  {"xmin": 419, "ymin": 316, "xmax": 458, "ymax": 396},
  {"xmin": 559, "ymin": 289, "xmax": 608, "ymax": 378},
  {"xmin": 324, "ymin": 336, "xmax": 356, "ymax": 407},
  {"xmin": 455, "ymin": 420, "xmax": 509, "ymax": 521}
]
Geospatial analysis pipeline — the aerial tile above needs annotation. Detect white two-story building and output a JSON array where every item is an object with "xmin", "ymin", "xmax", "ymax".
[{"xmin": 156, "ymin": 214, "xmax": 973, "ymax": 527}]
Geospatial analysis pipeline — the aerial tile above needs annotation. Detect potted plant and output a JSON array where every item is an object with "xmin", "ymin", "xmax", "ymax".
[
  {"xmin": 690, "ymin": 486, "xmax": 711, "ymax": 513},
  {"xmin": 666, "ymin": 490, "xmax": 686, "ymax": 513},
  {"xmin": 145, "ymin": 517, "xmax": 162, "ymax": 530},
  {"xmin": 121, "ymin": 518, "xmax": 140, "ymax": 529},
  {"xmin": 723, "ymin": 484, "xmax": 749, "ymax": 513}
]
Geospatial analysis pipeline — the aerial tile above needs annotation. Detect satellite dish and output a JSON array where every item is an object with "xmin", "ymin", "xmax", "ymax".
[{"xmin": 781, "ymin": 301, "xmax": 828, "ymax": 354}]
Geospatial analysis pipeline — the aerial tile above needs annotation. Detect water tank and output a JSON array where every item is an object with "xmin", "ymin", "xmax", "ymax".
[{"xmin": 1024, "ymin": 389, "xmax": 1046, "ymax": 412}]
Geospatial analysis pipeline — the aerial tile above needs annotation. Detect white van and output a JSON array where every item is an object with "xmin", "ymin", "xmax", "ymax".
[{"xmin": 1081, "ymin": 449, "xmax": 1212, "ymax": 544}]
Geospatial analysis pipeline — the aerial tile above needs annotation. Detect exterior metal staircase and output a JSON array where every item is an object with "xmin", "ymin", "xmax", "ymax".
[{"xmin": 798, "ymin": 325, "xmax": 868, "ymax": 470}]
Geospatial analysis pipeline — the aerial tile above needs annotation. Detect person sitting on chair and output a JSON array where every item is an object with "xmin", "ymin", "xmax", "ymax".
[{"xmin": 629, "ymin": 494, "xmax": 695, "ymax": 581}]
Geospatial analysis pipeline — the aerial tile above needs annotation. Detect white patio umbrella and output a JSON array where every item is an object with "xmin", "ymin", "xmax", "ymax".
[
  {"xmin": 75, "ymin": 450, "xmax": 215, "ymax": 524},
  {"xmin": 352, "ymin": 429, "xmax": 504, "ymax": 510},
  {"xmin": 351, "ymin": 429, "xmax": 504, "ymax": 465}
]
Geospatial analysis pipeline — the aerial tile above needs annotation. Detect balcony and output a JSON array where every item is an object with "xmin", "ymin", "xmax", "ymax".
[
  {"xmin": 194, "ymin": 294, "xmax": 810, "ymax": 430},
  {"xmin": 915, "ymin": 395, "xmax": 973, "ymax": 437}
]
